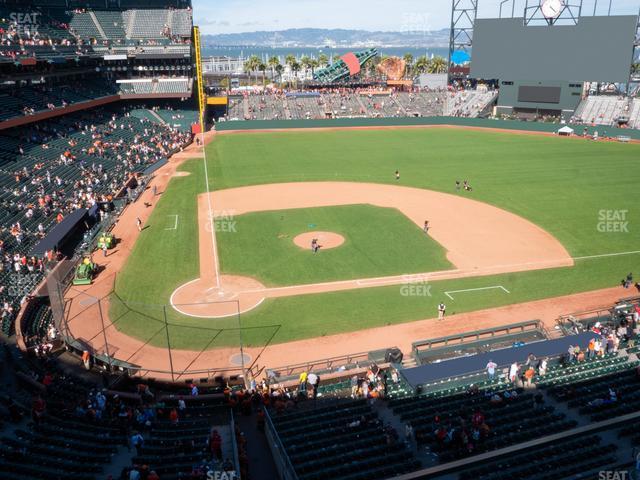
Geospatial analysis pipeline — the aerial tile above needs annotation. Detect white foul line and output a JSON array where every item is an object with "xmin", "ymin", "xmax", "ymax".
[
  {"xmin": 201, "ymin": 129, "xmax": 221, "ymax": 289},
  {"xmin": 445, "ymin": 285, "xmax": 510, "ymax": 300},
  {"xmin": 165, "ymin": 214, "xmax": 178, "ymax": 230},
  {"xmin": 573, "ymin": 250, "xmax": 640, "ymax": 261}
]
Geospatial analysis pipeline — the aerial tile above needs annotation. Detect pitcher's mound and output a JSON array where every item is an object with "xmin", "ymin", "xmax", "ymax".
[
  {"xmin": 171, "ymin": 274, "xmax": 266, "ymax": 318},
  {"xmin": 293, "ymin": 231, "xmax": 345, "ymax": 250}
]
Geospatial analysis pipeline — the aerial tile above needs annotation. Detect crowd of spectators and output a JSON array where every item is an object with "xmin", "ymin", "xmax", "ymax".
[
  {"xmin": 0, "ymin": 6, "xmax": 193, "ymax": 63},
  {"xmin": 228, "ymin": 85, "xmax": 497, "ymax": 121},
  {"xmin": 0, "ymin": 104, "xmax": 193, "ymax": 338}
]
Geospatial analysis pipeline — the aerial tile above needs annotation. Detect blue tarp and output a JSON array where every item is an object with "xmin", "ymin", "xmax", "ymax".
[
  {"xmin": 30, "ymin": 208, "xmax": 87, "ymax": 257},
  {"xmin": 451, "ymin": 50, "xmax": 471, "ymax": 65},
  {"xmin": 401, "ymin": 332, "xmax": 599, "ymax": 389}
]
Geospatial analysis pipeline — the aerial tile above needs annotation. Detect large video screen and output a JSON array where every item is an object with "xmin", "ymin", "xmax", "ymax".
[
  {"xmin": 517, "ymin": 86, "xmax": 561, "ymax": 103},
  {"xmin": 471, "ymin": 16, "xmax": 637, "ymax": 83}
]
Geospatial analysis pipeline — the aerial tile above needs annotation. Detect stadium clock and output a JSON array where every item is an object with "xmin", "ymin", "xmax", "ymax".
[{"xmin": 540, "ymin": 0, "xmax": 564, "ymax": 19}]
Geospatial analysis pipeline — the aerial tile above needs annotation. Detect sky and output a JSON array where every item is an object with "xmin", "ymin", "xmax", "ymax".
[{"xmin": 193, "ymin": 0, "xmax": 640, "ymax": 35}]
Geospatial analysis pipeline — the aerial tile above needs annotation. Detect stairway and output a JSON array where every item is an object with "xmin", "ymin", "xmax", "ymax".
[
  {"xmin": 89, "ymin": 11, "xmax": 108, "ymax": 40},
  {"xmin": 125, "ymin": 10, "xmax": 137, "ymax": 38},
  {"xmin": 402, "ymin": 356, "xmax": 418, "ymax": 369},
  {"xmin": 167, "ymin": 8, "xmax": 175, "ymax": 31},
  {"xmin": 147, "ymin": 109, "xmax": 166, "ymax": 125}
]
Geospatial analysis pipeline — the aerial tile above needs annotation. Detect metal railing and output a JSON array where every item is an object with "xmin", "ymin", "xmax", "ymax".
[{"xmin": 263, "ymin": 407, "xmax": 298, "ymax": 480}]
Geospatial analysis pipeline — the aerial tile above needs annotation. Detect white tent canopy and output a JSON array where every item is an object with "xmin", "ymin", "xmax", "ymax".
[{"xmin": 558, "ymin": 126, "xmax": 575, "ymax": 135}]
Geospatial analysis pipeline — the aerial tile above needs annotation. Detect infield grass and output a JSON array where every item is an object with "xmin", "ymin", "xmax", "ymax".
[
  {"xmin": 217, "ymin": 204, "xmax": 452, "ymax": 286},
  {"xmin": 112, "ymin": 128, "xmax": 640, "ymax": 349}
]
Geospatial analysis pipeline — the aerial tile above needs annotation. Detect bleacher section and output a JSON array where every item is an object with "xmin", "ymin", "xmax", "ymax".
[
  {"xmin": 446, "ymin": 89, "xmax": 498, "ymax": 118},
  {"xmin": 119, "ymin": 78, "xmax": 192, "ymax": 96},
  {"xmin": 230, "ymin": 89, "xmax": 498, "ymax": 121},
  {"xmin": 0, "ymin": 80, "xmax": 118, "ymax": 120},
  {"xmin": 93, "ymin": 11, "xmax": 127, "ymax": 42},
  {"xmin": 391, "ymin": 389, "xmax": 576, "ymax": 462},
  {"xmin": 0, "ymin": 6, "xmax": 192, "ymax": 63},
  {"xmin": 69, "ymin": 11, "xmax": 103, "ymax": 40},
  {"xmin": 628, "ymin": 98, "xmax": 640, "ymax": 129},
  {"xmin": 154, "ymin": 108, "xmax": 198, "ymax": 132},
  {"xmin": 573, "ymin": 95, "xmax": 628, "ymax": 126},
  {"xmin": 268, "ymin": 399, "xmax": 420, "ymax": 480},
  {"xmin": 0, "ymin": 105, "xmax": 192, "ymax": 335},
  {"xmin": 457, "ymin": 435, "xmax": 620, "ymax": 480},
  {"xmin": 131, "ymin": 398, "xmax": 234, "ymax": 479}
]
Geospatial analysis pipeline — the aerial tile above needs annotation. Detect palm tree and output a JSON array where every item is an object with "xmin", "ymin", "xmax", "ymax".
[
  {"xmin": 258, "ymin": 62, "xmax": 267, "ymax": 85},
  {"xmin": 268, "ymin": 56, "xmax": 280, "ymax": 82},
  {"xmin": 414, "ymin": 55, "xmax": 430, "ymax": 74},
  {"xmin": 285, "ymin": 54, "xmax": 296, "ymax": 68},
  {"xmin": 403, "ymin": 53, "xmax": 414, "ymax": 77},
  {"xmin": 310, "ymin": 58, "xmax": 319, "ymax": 77},
  {"xmin": 299, "ymin": 55, "xmax": 312, "ymax": 79},
  {"xmin": 318, "ymin": 53, "xmax": 329, "ymax": 68},
  {"xmin": 275, "ymin": 64, "xmax": 284, "ymax": 82},
  {"xmin": 290, "ymin": 61, "xmax": 301, "ymax": 87},
  {"xmin": 428, "ymin": 56, "xmax": 448, "ymax": 74},
  {"xmin": 243, "ymin": 55, "xmax": 261, "ymax": 84}
]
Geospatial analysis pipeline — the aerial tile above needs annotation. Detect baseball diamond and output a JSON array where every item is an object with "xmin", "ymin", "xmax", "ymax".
[{"xmin": 4, "ymin": 1, "xmax": 640, "ymax": 479}]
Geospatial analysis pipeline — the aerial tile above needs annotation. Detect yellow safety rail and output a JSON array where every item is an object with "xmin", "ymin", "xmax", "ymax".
[{"xmin": 193, "ymin": 25, "xmax": 206, "ymax": 131}]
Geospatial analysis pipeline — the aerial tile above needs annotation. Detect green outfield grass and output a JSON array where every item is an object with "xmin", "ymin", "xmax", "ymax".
[
  {"xmin": 112, "ymin": 128, "xmax": 640, "ymax": 349},
  {"xmin": 217, "ymin": 204, "xmax": 452, "ymax": 286}
]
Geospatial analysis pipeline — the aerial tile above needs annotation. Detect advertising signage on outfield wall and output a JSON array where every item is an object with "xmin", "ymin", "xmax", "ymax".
[{"xmin": 470, "ymin": 16, "xmax": 638, "ymax": 83}]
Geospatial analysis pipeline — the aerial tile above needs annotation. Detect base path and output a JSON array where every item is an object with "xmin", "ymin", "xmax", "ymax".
[{"xmin": 170, "ymin": 181, "xmax": 573, "ymax": 318}]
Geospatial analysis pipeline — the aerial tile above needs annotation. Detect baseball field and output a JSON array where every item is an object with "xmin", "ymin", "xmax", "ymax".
[{"xmin": 111, "ymin": 127, "xmax": 640, "ymax": 350}]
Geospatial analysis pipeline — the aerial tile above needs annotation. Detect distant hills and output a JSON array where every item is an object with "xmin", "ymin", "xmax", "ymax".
[{"xmin": 201, "ymin": 28, "xmax": 450, "ymax": 48}]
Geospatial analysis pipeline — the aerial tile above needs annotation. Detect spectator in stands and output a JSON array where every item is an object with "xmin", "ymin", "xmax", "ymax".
[
  {"xmin": 524, "ymin": 366, "xmax": 535, "ymax": 387},
  {"xmin": 509, "ymin": 361, "xmax": 519, "ymax": 385},
  {"xmin": 208, "ymin": 428, "xmax": 223, "ymax": 460},
  {"xmin": 31, "ymin": 394, "xmax": 46, "ymax": 425},
  {"xmin": 539, "ymin": 357, "xmax": 548, "ymax": 376},
  {"xmin": 130, "ymin": 431, "xmax": 144, "ymax": 456},
  {"xmin": 485, "ymin": 360, "xmax": 497, "ymax": 380}
]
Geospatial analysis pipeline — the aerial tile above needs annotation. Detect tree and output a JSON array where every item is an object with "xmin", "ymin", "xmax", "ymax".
[
  {"xmin": 318, "ymin": 53, "xmax": 329, "ymax": 68},
  {"xmin": 268, "ymin": 56, "xmax": 280, "ymax": 81},
  {"xmin": 275, "ymin": 63, "xmax": 284, "ymax": 81},
  {"xmin": 428, "ymin": 56, "xmax": 448, "ymax": 74},
  {"xmin": 290, "ymin": 61, "xmax": 301, "ymax": 87},
  {"xmin": 285, "ymin": 54, "xmax": 296, "ymax": 67},
  {"xmin": 258, "ymin": 62, "xmax": 267, "ymax": 85},
  {"xmin": 243, "ymin": 55, "xmax": 261, "ymax": 84},
  {"xmin": 299, "ymin": 55, "xmax": 312, "ymax": 78},
  {"xmin": 414, "ymin": 55, "xmax": 429, "ymax": 74},
  {"xmin": 310, "ymin": 58, "xmax": 319, "ymax": 77},
  {"xmin": 403, "ymin": 53, "xmax": 414, "ymax": 77}
]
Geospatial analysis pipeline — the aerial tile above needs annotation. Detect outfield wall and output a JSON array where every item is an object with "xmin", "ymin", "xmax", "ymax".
[{"xmin": 215, "ymin": 116, "xmax": 640, "ymax": 140}]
